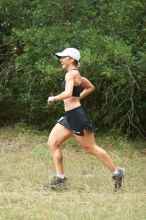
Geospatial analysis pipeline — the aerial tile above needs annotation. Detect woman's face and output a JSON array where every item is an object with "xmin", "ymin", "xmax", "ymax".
[{"xmin": 60, "ymin": 56, "xmax": 74, "ymax": 70}]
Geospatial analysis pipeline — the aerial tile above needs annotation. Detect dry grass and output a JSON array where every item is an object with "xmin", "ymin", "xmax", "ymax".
[{"xmin": 0, "ymin": 125, "xmax": 146, "ymax": 220}]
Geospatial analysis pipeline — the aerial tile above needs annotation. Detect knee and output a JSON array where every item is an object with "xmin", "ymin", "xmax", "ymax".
[
  {"xmin": 85, "ymin": 148, "xmax": 93, "ymax": 155},
  {"xmin": 47, "ymin": 137, "xmax": 58, "ymax": 152},
  {"xmin": 84, "ymin": 145, "xmax": 95, "ymax": 155},
  {"xmin": 84, "ymin": 145, "xmax": 105, "ymax": 156}
]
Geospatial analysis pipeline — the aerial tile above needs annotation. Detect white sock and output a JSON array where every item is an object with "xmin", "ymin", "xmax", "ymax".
[
  {"xmin": 56, "ymin": 174, "xmax": 65, "ymax": 179},
  {"xmin": 112, "ymin": 168, "xmax": 119, "ymax": 176}
]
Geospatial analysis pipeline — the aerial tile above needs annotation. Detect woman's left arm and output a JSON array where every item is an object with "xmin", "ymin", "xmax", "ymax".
[{"xmin": 80, "ymin": 77, "xmax": 95, "ymax": 100}]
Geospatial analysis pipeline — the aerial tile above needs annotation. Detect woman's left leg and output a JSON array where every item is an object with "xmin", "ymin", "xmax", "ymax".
[{"xmin": 74, "ymin": 130, "xmax": 116, "ymax": 172}]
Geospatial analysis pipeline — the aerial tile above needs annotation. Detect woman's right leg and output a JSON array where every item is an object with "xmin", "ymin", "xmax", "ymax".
[{"xmin": 48, "ymin": 123, "xmax": 72, "ymax": 175}]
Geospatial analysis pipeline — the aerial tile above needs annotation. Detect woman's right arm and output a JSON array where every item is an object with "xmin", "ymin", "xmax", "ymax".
[
  {"xmin": 80, "ymin": 77, "xmax": 95, "ymax": 100},
  {"xmin": 48, "ymin": 73, "xmax": 74, "ymax": 105}
]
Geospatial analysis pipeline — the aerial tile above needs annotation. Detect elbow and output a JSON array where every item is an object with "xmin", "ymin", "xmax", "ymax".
[
  {"xmin": 91, "ymin": 86, "xmax": 95, "ymax": 92},
  {"xmin": 88, "ymin": 86, "xmax": 95, "ymax": 94},
  {"xmin": 64, "ymin": 91, "xmax": 72, "ymax": 99}
]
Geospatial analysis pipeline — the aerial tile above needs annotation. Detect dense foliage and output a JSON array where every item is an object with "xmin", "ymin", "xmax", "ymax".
[{"xmin": 0, "ymin": 0, "xmax": 146, "ymax": 138}]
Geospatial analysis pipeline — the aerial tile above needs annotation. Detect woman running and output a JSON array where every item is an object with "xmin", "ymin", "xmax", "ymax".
[{"xmin": 46, "ymin": 48, "xmax": 124, "ymax": 190}]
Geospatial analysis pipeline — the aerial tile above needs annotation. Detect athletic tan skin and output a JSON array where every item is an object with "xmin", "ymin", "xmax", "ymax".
[{"xmin": 47, "ymin": 56, "xmax": 117, "ymax": 176}]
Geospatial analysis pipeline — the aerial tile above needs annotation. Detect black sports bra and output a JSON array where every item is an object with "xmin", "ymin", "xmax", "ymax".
[{"xmin": 61, "ymin": 80, "xmax": 82, "ymax": 97}]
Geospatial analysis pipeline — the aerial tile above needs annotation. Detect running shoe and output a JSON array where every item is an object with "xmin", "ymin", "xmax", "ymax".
[
  {"xmin": 112, "ymin": 168, "xmax": 125, "ymax": 190},
  {"xmin": 44, "ymin": 176, "xmax": 67, "ymax": 189}
]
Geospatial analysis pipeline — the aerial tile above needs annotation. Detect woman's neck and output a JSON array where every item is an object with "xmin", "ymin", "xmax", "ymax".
[{"xmin": 67, "ymin": 65, "xmax": 78, "ymax": 72}]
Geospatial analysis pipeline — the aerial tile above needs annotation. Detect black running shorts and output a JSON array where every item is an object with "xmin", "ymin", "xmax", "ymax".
[{"xmin": 57, "ymin": 106, "xmax": 93, "ymax": 136}]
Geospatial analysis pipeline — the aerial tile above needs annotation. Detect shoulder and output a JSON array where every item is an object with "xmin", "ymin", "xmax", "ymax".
[
  {"xmin": 66, "ymin": 70, "xmax": 80, "ymax": 79},
  {"xmin": 68, "ymin": 69, "xmax": 80, "ymax": 75},
  {"xmin": 81, "ymin": 77, "xmax": 95, "ymax": 89},
  {"xmin": 81, "ymin": 77, "xmax": 89, "ymax": 83}
]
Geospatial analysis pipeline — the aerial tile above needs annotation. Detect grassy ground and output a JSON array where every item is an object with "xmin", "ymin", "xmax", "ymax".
[{"xmin": 0, "ymin": 125, "xmax": 146, "ymax": 220}]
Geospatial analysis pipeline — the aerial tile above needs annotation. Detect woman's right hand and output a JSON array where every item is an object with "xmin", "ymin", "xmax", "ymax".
[{"xmin": 47, "ymin": 96, "xmax": 55, "ymax": 105}]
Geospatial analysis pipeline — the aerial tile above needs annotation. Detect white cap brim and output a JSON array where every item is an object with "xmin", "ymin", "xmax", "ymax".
[
  {"xmin": 55, "ymin": 48, "xmax": 80, "ymax": 61},
  {"xmin": 55, "ymin": 52, "xmax": 66, "ymax": 57}
]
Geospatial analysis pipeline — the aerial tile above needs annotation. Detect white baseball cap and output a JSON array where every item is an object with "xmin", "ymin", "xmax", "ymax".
[{"xmin": 55, "ymin": 48, "xmax": 80, "ymax": 61}]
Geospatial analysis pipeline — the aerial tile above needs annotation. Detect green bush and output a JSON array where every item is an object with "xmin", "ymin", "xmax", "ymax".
[{"xmin": 0, "ymin": 0, "xmax": 146, "ymax": 138}]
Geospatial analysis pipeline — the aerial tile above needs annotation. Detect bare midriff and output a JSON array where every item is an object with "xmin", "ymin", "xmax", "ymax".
[{"xmin": 63, "ymin": 97, "xmax": 81, "ymax": 111}]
